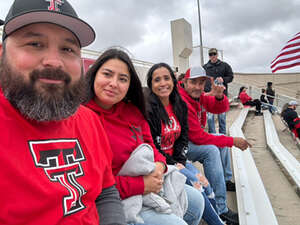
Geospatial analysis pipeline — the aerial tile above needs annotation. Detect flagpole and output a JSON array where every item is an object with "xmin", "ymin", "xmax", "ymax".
[{"xmin": 197, "ymin": 0, "xmax": 204, "ymax": 66}]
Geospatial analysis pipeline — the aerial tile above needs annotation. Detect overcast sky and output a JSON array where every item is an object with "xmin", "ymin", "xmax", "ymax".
[{"xmin": 1, "ymin": 0, "xmax": 300, "ymax": 73}]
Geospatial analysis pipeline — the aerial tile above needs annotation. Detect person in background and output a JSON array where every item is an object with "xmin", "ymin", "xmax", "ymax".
[
  {"xmin": 260, "ymin": 88, "xmax": 277, "ymax": 114},
  {"xmin": 266, "ymin": 81, "xmax": 275, "ymax": 105},
  {"xmin": 177, "ymin": 73, "xmax": 186, "ymax": 82},
  {"xmin": 204, "ymin": 48, "xmax": 234, "ymax": 135},
  {"xmin": 238, "ymin": 86, "xmax": 262, "ymax": 116},
  {"xmin": 85, "ymin": 48, "xmax": 204, "ymax": 225},
  {"xmin": 145, "ymin": 62, "xmax": 226, "ymax": 225},
  {"xmin": 281, "ymin": 100, "xmax": 300, "ymax": 138},
  {"xmin": 0, "ymin": 0, "xmax": 125, "ymax": 224},
  {"xmin": 179, "ymin": 66, "xmax": 251, "ymax": 225}
]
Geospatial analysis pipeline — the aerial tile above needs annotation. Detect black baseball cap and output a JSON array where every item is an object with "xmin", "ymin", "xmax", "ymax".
[
  {"xmin": 2, "ymin": 0, "xmax": 95, "ymax": 47},
  {"xmin": 0, "ymin": 19, "xmax": 4, "ymax": 26}
]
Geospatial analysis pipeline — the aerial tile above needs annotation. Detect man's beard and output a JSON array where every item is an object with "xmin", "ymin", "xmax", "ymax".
[{"xmin": 0, "ymin": 56, "xmax": 87, "ymax": 122}]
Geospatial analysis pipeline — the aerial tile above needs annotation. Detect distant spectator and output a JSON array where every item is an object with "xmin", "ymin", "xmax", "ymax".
[
  {"xmin": 266, "ymin": 82, "xmax": 275, "ymax": 105},
  {"xmin": 238, "ymin": 86, "xmax": 262, "ymax": 115},
  {"xmin": 281, "ymin": 101, "xmax": 300, "ymax": 138},
  {"xmin": 204, "ymin": 48, "xmax": 234, "ymax": 134},
  {"xmin": 177, "ymin": 73, "xmax": 186, "ymax": 82},
  {"xmin": 260, "ymin": 89, "xmax": 277, "ymax": 114}
]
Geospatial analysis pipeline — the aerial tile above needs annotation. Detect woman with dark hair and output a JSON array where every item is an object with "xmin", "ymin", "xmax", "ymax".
[
  {"xmin": 146, "ymin": 63, "xmax": 226, "ymax": 225},
  {"xmin": 238, "ymin": 86, "xmax": 262, "ymax": 115},
  {"xmin": 85, "ymin": 49, "xmax": 203, "ymax": 225}
]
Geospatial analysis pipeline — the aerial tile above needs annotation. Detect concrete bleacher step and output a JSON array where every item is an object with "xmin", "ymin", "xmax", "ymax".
[
  {"xmin": 263, "ymin": 110, "xmax": 300, "ymax": 196},
  {"xmin": 229, "ymin": 108, "xmax": 279, "ymax": 225}
]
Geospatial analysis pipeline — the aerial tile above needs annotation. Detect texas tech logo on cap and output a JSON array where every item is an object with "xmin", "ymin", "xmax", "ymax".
[
  {"xmin": 46, "ymin": 0, "xmax": 64, "ymax": 11},
  {"xmin": 29, "ymin": 139, "xmax": 86, "ymax": 216}
]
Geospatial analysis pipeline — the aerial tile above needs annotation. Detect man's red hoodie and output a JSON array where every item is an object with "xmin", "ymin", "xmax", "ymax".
[
  {"xmin": 179, "ymin": 86, "xmax": 234, "ymax": 147},
  {"xmin": 86, "ymin": 100, "xmax": 166, "ymax": 199}
]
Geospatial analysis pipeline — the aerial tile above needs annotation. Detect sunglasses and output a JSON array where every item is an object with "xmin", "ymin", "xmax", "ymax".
[{"xmin": 209, "ymin": 53, "xmax": 217, "ymax": 56}]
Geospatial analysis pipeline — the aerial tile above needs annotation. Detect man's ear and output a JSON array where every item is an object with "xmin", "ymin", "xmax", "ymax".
[{"xmin": 183, "ymin": 78, "xmax": 187, "ymax": 85}]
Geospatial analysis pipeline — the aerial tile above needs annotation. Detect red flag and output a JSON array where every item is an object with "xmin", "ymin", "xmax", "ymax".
[{"xmin": 270, "ymin": 32, "xmax": 300, "ymax": 73}]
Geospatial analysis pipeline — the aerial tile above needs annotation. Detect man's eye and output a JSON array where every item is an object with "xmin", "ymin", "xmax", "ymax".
[
  {"xmin": 27, "ymin": 42, "xmax": 42, "ymax": 48},
  {"xmin": 63, "ymin": 47, "xmax": 74, "ymax": 53}
]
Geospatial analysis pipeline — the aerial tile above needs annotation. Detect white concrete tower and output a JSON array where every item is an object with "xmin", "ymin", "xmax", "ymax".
[{"xmin": 170, "ymin": 18, "xmax": 193, "ymax": 74}]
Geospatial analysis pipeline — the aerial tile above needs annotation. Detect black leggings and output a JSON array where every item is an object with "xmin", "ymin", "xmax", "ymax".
[{"xmin": 244, "ymin": 99, "xmax": 261, "ymax": 112}]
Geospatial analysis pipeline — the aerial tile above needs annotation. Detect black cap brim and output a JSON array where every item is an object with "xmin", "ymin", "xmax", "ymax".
[
  {"xmin": 4, "ymin": 11, "xmax": 95, "ymax": 47},
  {"xmin": 0, "ymin": 19, "xmax": 4, "ymax": 26}
]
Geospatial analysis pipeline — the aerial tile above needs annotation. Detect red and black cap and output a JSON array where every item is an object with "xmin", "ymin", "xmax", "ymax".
[{"xmin": 2, "ymin": 0, "xmax": 95, "ymax": 47}]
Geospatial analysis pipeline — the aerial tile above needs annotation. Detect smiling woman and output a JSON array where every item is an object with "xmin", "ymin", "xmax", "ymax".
[
  {"xmin": 93, "ymin": 58, "xmax": 131, "ymax": 109},
  {"xmin": 84, "ymin": 49, "xmax": 204, "ymax": 225}
]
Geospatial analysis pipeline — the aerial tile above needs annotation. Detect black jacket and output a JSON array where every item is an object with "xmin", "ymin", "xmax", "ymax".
[
  {"xmin": 203, "ymin": 59, "xmax": 233, "ymax": 96},
  {"xmin": 260, "ymin": 94, "xmax": 268, "ymax": 103},
  {"xmin": 146, "ymin": 93, "xmax": 188, "ymax": 165},
  {"xmin": 266, "ymin": 87, "xmax": 275, "ymax": 104},
  {"xmin": 282, "ymin": 107, "xmax": 299, "ymax": 130}
]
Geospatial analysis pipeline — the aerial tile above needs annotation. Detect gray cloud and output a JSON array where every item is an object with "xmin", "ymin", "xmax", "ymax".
[{"xmin": 0, "ymin": 0, "xmax": 299, "ymax": 73}]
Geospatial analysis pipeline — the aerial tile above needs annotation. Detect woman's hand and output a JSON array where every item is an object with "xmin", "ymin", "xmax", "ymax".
[
  {"xmin": 175, "ymin": 163, "xmax": 185, "ymax": 170},
  {"xmin": 143, "ymin": 162, "xmax": 165, "ymax": 194},
  {"xmin": 196, "ymin": 173, "xmax": 209, "ymax": 187}
]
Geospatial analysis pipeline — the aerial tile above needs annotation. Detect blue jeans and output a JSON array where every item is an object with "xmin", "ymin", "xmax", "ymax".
[
  {"xmin": 261, "ymin": 102, "xmax": 277, "ymax": 114},
  {"xmin": 202, "ymin": 193, "xmax": 225, "ymax": 225},
  {"xmin": 207, "ymin": 112, "xmax": 226, "ymax": 134},
  {"xmin": 140, "ymin": 184, "xmax": 204, "ymax": 225},
  {"xmin": 180, "ymin": 163, "xmax": 225, "ymax": 225},
  {"xmin": 187, "ymin": 142, "xmax": 229, "ymax": 214},
  {"xmin": 179, "ymin": 163, "xmax": 214, "ymax": 197}
]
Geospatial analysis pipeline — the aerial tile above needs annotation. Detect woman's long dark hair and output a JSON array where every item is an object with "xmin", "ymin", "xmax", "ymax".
[
  {"xmin": 146, "ymin": 62, "xmax": 186, "ymax": 125},
  {"xmin": 85, "ymin": 48, "xmax": 146, "ymax": 118}
]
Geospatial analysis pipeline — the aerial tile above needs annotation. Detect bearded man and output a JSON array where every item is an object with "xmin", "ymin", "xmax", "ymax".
[{"xmin": 0, "ymin": 0, "xmax": 125, "ymax": 224}]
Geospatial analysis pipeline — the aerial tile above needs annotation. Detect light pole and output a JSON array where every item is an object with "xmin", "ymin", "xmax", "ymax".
[{"xmin": 197, "ymin": 0, "xmax": 204, "ymax": 66}]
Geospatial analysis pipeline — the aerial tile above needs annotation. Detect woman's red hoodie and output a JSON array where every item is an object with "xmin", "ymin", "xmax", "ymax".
[
  {"xmin": 86, "ymin": 100, "xmax": 166, "ymax": 199},
  {"xmin": 239, "ymin": 91, "xmax": 252, "ymax": 104}
]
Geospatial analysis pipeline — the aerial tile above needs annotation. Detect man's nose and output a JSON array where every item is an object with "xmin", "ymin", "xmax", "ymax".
[
  {"xmin": 42, "ymin": 48, "xmax": 64, "ymax": 68},
  {"xmin": 195, "ymin": 83, "xmax": 203, "ymax": 90}
]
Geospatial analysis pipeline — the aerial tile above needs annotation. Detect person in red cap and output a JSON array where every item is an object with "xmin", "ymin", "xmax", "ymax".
[
  {"xmin": 0, "ymin": 0, "xmax": 125, "ymax": 224},
  {"xmin": 178, "ymin": 66, "xmax": 251, "ymax": 225}
]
